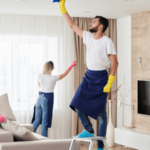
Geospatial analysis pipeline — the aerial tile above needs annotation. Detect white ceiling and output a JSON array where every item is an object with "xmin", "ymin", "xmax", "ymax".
[{"xmin": 0, "ymin": 0, "xmax": 150, "ymax": 19}]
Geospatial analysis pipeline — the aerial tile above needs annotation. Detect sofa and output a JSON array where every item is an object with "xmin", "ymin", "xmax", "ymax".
[{"xmin": 0, "ymin": 124, "xmax": 80, "ymax": 150}]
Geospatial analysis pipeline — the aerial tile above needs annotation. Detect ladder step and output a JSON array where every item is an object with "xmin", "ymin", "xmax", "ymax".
[
  {"xmin": 72, "ymin": 136, "xmax": 106, "ymax": 141},
  {"xmin": 70, "ymin": 136, "xmax": 109, "ymax": 150}
]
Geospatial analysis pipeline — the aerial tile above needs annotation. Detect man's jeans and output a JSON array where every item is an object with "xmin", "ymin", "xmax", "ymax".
[
  {"xmin": 75, "ymin": 104, "xmax": 107, "ymax": 149},
  {"xmin": 32, "ymin": 94, "xmax": 48, "ymax": 137}
]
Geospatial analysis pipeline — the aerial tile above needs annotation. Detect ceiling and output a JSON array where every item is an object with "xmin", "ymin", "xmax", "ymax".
[{"xmin": 0, "ymin": 0, "xmax": 150, "ymax": 19}]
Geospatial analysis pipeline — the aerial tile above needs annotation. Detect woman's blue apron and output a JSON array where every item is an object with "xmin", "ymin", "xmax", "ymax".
[
  {"xmin": 70, "ymin": 69, "xmax": 108, "ymax": 120},
  {"xmin": 31, "ymin": 92, "xmax": 54, "ymax": 128}
]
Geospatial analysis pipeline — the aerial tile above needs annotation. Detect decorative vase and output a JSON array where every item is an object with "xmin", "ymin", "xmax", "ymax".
[{"xmin": 106, "ymin": 100, "xmax": 115, "ymax": 147}]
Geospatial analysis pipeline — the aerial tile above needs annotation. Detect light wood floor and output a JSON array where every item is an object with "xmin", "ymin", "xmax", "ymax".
[{"xmin": 81, "ymin": 143, "xmax": 136, "ymax": 150}]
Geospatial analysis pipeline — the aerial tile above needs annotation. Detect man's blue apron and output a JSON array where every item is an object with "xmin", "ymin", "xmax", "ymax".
[
  {"xmin": 70, "ymin": 69, "xmax": 108, "ymax": 120},
  {"xmin": 31, "ymin": 92, "xmax": 54, "ymax": 128}
]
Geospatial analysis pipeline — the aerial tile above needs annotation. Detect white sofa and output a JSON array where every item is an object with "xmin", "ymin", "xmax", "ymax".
[{"xmin": 0, "ymin": 124, "xmax": 80, "ymax": 150}]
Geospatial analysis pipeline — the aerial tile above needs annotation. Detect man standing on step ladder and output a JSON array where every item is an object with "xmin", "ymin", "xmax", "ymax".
[{"xmin": 56, "ymin": 0, "xmax": 118, "ymax": 150}]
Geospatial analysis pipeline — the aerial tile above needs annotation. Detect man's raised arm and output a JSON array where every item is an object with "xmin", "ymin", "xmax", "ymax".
[{"xmin": 59, "ymin": 0, "xmax": 83, "ymax": 38}]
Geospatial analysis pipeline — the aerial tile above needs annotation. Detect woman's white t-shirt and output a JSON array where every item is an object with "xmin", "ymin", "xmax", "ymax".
[
  {"xmin": 38, "ymin": 74, "xmax": 60, "ymax": 93},
  {"xmin": 83, "ymin": 31, "xmax": 117, "ymax": 71}
]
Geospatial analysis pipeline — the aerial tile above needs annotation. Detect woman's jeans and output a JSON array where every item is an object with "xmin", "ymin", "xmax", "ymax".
[
  {"xmin": 75, "ymin": 104, "xmax": 107, "ymax": 149},
  {"xmin": 32, "ymin": 94, "xmax": 48, "ymax": 137}
]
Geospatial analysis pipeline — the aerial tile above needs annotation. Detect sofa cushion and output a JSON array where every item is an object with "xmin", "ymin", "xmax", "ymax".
[
  {"xmin": 32, "ymin": 133, "xmax": 49, "ymax": 140},
  {"xmin": 20, "ymin": 124, "xmax": 33, "ymax": 132},
  {"xmin": 1, "ymin": 120, "xmax": 39, "ymax": 141},
  {"xmin": 0, "ymin": 94, "xmax": 16, "ymax": 121},
  {"xmin": 0, "ymin": 127, "xmax": 13, "ymax": 143}
]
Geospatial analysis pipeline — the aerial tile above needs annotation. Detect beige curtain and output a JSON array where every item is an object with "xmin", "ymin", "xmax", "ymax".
[
  {"xmin": 71, "ymin": 17, "xmax": 117, "ymax": 137},
  {"xmin": 105, "ymin": 20, "xmax": 117, "ymax": 129}
]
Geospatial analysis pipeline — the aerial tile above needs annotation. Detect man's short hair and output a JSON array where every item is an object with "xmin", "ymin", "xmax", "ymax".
[{"xmin": 95, "ymin": 16, "xmax": 109, "ymax": 33}]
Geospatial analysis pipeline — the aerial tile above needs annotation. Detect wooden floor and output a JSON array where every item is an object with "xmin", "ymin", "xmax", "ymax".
[{"xmin": 81, "ymin": 143, "xmax": 136, "ymax": 150}]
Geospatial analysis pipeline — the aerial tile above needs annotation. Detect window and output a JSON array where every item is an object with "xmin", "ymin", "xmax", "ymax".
[{"xmin": 0, "ymin": 36, "xmax": 58, "ymax": 110}]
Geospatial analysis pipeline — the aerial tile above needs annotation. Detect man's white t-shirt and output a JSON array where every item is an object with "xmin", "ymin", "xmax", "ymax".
[
  {"xmin": 38, "ymin": 74, "xmax": 60, "ymax": 93},
  {"xmin": 83, "ymin": 31, "xmax": 117, "ymax": 71}
]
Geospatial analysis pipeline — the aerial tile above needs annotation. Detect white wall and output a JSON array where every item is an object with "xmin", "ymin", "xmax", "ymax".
[{"xmin": 117, "ymin": 16, "xmax": 131, "ymax": 127}]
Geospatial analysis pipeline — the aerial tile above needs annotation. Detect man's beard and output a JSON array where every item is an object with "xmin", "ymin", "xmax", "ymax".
[{"xmin": 89, "ymin": 25, "xmax": 99, "ymax": 33}]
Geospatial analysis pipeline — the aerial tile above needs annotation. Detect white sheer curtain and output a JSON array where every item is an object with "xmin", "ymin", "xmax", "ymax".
[{"xmin": 0, "ymin": 14, "xmax": 74, "ymax": 139}]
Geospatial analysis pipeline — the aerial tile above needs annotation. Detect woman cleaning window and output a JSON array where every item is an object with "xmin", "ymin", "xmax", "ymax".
[{"xmin": 32, "ymin": 60, "xmax": 76, "ymax": 137}]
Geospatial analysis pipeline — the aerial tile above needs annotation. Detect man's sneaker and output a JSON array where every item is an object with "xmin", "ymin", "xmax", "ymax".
[{"xmin": 77, "ymin": 130, "xmax": 94, "ymax": 138}]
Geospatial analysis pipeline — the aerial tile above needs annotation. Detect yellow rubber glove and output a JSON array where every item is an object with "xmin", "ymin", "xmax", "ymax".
[
  {"xmin": 103, "ymin": 75, "xmax": 115, "ymax": 93},
  {"xmin": 59, "ymin": 0, "xmax": 67, "ymax": 15}
]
